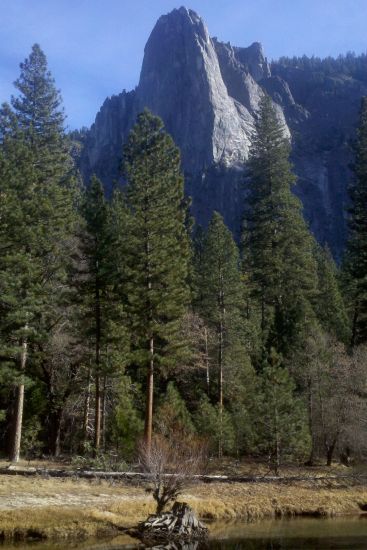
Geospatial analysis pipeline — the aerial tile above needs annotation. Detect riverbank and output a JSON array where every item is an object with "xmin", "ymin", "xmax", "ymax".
[{"xmin": 1, "ymin": 465, "xmax": 367, "ymax": 542}]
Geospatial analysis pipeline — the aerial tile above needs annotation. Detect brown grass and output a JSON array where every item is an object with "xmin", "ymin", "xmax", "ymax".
[
  {"xmin": 184, "ymin": 480, "xmax": 367, "ymax": 520},
  {"xmin": 0, "ymin": 473, "xmax": 151, "ymax": 541},
  {"xmin": 1, "ymin": 461, "xmax": 367, "ymax": 542}
]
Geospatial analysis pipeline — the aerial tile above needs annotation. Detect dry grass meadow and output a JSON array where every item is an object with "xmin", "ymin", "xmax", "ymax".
[{"xmin": 1, "ymin": 459, "xmax": 367, "ymax": 542}]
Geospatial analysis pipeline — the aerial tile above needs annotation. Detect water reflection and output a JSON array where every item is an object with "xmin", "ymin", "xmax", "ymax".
[
  {"xmin": 2, "ymin": 518, "xmax": 367, "ymax": 550},
  {"xmin": 207, "ymin": 516, "xmax": 367, "ymax": 549}
]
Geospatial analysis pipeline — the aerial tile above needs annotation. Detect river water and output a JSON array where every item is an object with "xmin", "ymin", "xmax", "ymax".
[{"xmin": 2, "ymin": 517, "xmax": 367, "ymax": 549}]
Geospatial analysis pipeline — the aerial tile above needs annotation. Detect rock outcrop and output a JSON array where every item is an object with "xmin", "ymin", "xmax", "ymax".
[
  {"xmin": 137, "ymin": 7, "xmax": 256, "ymax": 171},
  {"xmin": 79, "ymin": 6, "xmax": 367, "ymax": 256}
]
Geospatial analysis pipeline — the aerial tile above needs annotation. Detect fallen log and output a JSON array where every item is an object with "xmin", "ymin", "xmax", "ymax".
[{"xmin": 1, "ymin": 466, "xmax": 366, "ymax": 485}]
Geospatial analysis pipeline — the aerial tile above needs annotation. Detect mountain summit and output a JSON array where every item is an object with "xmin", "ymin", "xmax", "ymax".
[
  {"xmin": 80, "ymin": 7, "xmax": 367, "ymax": 255},
  {"xmin": 139, "ymin": 6, "xmax": 255, "ymax": 171}
]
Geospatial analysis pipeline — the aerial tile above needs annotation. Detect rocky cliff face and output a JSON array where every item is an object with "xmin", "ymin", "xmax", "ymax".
[
  {"xmin": 272, "ymin": 62, "xmax": 367, "ymax": 255},
  {"xmin": 138, "ymin": 7, "xmax": 256, "ymax": 171},
  {"xmin": 79, "ymin": 6, "xmax": 367, "ymax": 256}
]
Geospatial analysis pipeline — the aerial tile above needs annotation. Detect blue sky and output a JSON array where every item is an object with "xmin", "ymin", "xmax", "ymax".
[{"xmin": 1, "ymin": 0, "xmax": 366, "ymax": 129}]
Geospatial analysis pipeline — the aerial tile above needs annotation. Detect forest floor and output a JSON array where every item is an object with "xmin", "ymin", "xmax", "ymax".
[{"xmin": 1, "ymin": 459, "xmax": 367, "ymax": 542}]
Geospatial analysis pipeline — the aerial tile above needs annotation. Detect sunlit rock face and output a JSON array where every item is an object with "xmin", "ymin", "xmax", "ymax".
[
  {"xmin": 79, "ymin": 6, "xmax": 367, "ymax": 255},
  {"xmin": 137, "ymin": 7, "xmax": 257, "ymax": 171}
]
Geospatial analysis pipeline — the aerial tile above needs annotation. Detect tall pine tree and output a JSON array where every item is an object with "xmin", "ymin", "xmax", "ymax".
[
  {"xmin": 243, "ymin": 94, "xmax": 317, "ymax": 354},
  {"xmin": 315, "ymin": 244, "xmax": 350, "ymax": 343},
  {"xmin": 0, "ymin": 44, "xmax": 77, "ymax": 461},
  {"xmin": 80, "ymin": 176, "xmax": 112, "ymax": 453},
  {"xmin": 195, "ymin": 212, "xmax": 248, "ymax": 457},
  {"xmin": 123, "ymin": 110, "xmax": 189, "ymax": 452},
  {"xmin": 344, "ymin": 97, "xmax": 367, "ymax": 345},
  {"xmin": 75, "ymin": 177, "xmax": 130, "ymax": 454},
  {"xmin": 257, "ymin": 349, "xmax": 310, "ymax": 474},
  {"xmin": 11, "ymin": 44, "xmax": 70, "ymax": 179}
]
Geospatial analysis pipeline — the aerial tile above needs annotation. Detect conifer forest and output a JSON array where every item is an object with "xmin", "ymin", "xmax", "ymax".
[{"xmin": 1, "ymin": 44, "xmax": 367, "ymax": 473}]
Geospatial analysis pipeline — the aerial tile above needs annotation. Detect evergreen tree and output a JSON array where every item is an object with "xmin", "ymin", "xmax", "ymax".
[
  {"xmin": 256, "ymin": 350, "xmax": 310, "ymax": 474},
  {"xmin": 243, "ymin": 94, "xmax": 317, "ymax": 353},
  {"xmin": 123, "ymin": 110, "xmax": 189, "ymax": 452},
  {"xmin": 194, "ymin": 396, "xmax": 235, "ymax": 455},
  {"xmin": 77, "ymin": 176, "xmax": 130, "ymax": 454},
  {"xmin": 0, "ymin": 137, "xmax": 38, "ymax": 461},
  {"xmin": 155, "ymin": 382, "xmax": 195, "ymax": 436},
  {"xmin": 111, "ymin": 376, "xmax": 143, "ymax": 459},
  {"xmin": 109, "ymin": 188, "xmax": 131, "ymax": 298},
  {"xmin": 0, "ymin": 45, "xmax": 77, "ymax": 461},
  {"xmin": 195, "ymin": 212, "xmax": 248, "ymax": 457},
  {"xmin": 10, "ymin": 43, "xmax": 70, "ymax": 179},
  {"xmin": 79, "ymin": 176, "xmax": 112, "ymax": 453},
  {"xmin": 191, "ymin": 225, "xmax": 206, "ymax": 307},
  {"xmin": 344, "ymin": 97, "xmax": 367, "ymax": 345},
  {"xmin": 315, "ymin": 244, "xmax": 350, "ymax": 342}
]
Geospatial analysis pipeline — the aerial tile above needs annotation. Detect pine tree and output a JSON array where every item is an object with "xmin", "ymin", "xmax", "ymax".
[
  {"xmin": 243, "ymin": 94, "xmax": 317, "ymax": 353},
  {"xmin": 10, "ymin": 43, "xmax": 70, "ymax": 179},
  {"xmin": 111, "ymin": 376, "xmax": 143, "ymax": 459},
  {"xmin": 0, "ymin": 137, "xmax": 37, "ymax": 461},
  {"xmin": 195, "ymin": 212, "xmax": 247, "ymax": 457},
  {"xmin": 315, "ymin": 244, "xmax": 350, "ymax": 342},
  {"xmin": 123, "ymin": 110, "xmax": 189, "ymax": 452},
  {"xmin": 155, "ymin": 382, "xmax": 195, "ymax": 436},
  {"xmin": 257, "ymin": 350, "xmax": 310, "ymax": 474},
  {"xmin": 0, "ymin": 45, "xmax": 77, "ymax": 461},
  {"xmin": 79, "ymin": 176, "xmax": 111, "ymax": 452},
  {"xmin": 194, "ymin": 396, "xmax": 235, "ymax": 455},
  {"xmin": 76, "ymin": 176, "xmax": 130, "ymax": 454},
  {"xmin": 344, "ymin": 97, "xmax": 367, "ymax": 345}
]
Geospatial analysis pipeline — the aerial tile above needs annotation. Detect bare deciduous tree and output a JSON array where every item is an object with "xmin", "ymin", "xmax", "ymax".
[
  {"xmin": 292, "ymin": 331, "xmax": 367, "ymax": 467},
  {"xmin": 177, "ymin": 312, "xmax": 213, "ymax": 394},
  {"xmin": 302, "ymin": 335, "xmax": 367, "ymax": 466},
  {"xmin": 139, "ymin": 431, "xmax": 207, "ymax": 514}
]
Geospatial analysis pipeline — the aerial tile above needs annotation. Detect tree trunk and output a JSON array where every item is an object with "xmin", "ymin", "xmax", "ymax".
[
  {"xmin": 94, "ymin": 275, "xmax": 101, "ymax": 455},
  {"xmin": 306, "ymin": 379, "xmax": 316, "ymax": 466},
  {"xmin": 48, "ymin": 408, "xmax": 63, "ymax": 457},
  {"xmin": 326, "ymin": 433, "xmax": 339, "ymax": 467},
  {"xmin": 218, "ymin": 282, "xmax": 224, "ymax": 459},
  {"xmin": 9, "ymin": 332, "xmax": 28, "ymax": 462},
  {"xmin": 101, "ymin": 374, "xmax": 107, "ymax": 451},
  {"xmin": 340, "ymin": 446, "xmax": 351, "ymax": 466},
  {"xmin": 218, "ymin": 323, "xmax": 223, "ymax": 459},
  {"xmin": 144, "ymin": 336, "xmax": 154, "ymax": 454},
  {"xmin": 204, "ymin": 327, "xmax": 210, "ymax": 395},
  {"xmin": 82, "ymin": 366, "xmax": 91, "ymax": 450},
  {"xmin": 326, "ymin": 444, "xmax": 335, "ymax": 467},
  {"xmin": 274, "ymin": 401, "xmax": 280, "ymax": 476},
  {"xmin": 94, "ymin": 374, "xmax": 101, "ymax": 454}
]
